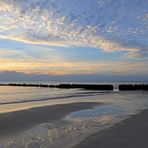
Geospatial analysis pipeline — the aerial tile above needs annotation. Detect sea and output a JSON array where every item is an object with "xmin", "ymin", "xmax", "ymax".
[{"xmin": 0, "ymin": 81, "xmax": 148, "ymax": 148}]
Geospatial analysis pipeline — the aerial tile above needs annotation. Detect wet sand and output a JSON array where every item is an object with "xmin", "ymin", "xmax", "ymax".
[
  {"xmin": 0, "ymin": 102, "xmax": 100, "ymax": 138},
  {"xmin": 73, "ymin": 110, "xmax": 148, "ymax": 148}
]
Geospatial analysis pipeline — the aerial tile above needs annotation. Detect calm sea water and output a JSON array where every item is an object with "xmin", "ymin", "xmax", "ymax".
[{"xmin": 0, "ymin": 82, "xmax": 148, "ymax": 148}]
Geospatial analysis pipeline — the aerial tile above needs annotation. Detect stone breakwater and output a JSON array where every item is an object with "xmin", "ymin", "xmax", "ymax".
[
  {"xmin": 0, "ymin": 83, "xmax": 113, "ymax": 90},
  {"xmin": 0, "ymin": 83, "xmax": 148, "ymax": 91}
]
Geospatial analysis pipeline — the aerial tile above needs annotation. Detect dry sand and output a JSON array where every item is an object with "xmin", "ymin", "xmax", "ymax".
[{"xmin": 73, "ymin": 110, "xmax": 148, "ymax": 148}]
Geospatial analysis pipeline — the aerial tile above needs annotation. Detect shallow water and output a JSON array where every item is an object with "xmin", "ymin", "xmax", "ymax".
[
  {"xmin": 0, "ymin": 86, "xmax": 110, "ymax": 105},
  {"xmin": 0, "ymin": 86, "xmax": 148, "ymax": 148}
]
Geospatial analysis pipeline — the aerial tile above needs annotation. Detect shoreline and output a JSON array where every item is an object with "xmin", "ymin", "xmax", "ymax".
[
  {"xmin": 0, "ymin": 102, "xmax": 100, "ymax": 138},
  {"xmin": 73, "ymin": 109, "xmax": 148, "ymax": 148}
]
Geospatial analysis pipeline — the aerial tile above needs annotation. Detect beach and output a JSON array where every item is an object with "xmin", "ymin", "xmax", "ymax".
[
  {"xmin": 0, "ymin": 102, "xmax": 100, "ymax": 138},
  {"xmin": 1, "ymin": 102, "xmax": 148, "ymax": 148},
  {"xmin": 0, "ymin": 0, "xmax": 147, "ymax": 147},
  {"xmin": 0, "ymin": 86, "xmax": 148, "ymax": 147},
  {"xmin": 1, "ymin": 101, "xmax": 148, "ymax": 148},
  {"xmin": 73, "ymin": 109, "xmax": 148, "ymax": 148}
]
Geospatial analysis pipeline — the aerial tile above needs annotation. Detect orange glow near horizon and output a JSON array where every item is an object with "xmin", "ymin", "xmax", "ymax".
[{"xmin": 0, "ymin": 58, "xmax": 148, "ymax": 75}]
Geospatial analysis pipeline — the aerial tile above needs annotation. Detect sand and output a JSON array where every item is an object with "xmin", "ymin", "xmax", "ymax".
[
  {"xmin": 1, "ymin": 101, "xmax": 148, "ymax": 148},
  {"xmin": 73, "ymin": 110, "xmax": 148, "ymax": 148},
  {"xmin": 0, "ymin": 102, "xmax": 100, "ymax": 138}
]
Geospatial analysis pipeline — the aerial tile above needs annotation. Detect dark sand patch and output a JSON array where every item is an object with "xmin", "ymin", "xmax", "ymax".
[
  {"xmin": 0, "ymin": 102, "xmax": 100, "ymax": 138},
  {"xmin": 73, "ymin": 110, "xmax": 148, "ymax": 148}
]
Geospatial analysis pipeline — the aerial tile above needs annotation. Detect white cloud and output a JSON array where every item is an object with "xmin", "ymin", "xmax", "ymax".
[{"xmin": 0, "ymin": 0, "xmax": 148, "ymax": 57}]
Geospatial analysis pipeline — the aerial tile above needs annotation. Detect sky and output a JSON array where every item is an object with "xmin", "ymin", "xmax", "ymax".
[{"xmin": 0, "ymin": 0, "xmax": 148, "ymax": 81}]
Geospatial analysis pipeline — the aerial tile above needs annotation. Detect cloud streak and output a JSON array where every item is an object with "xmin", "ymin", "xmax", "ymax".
[{"xmin": 0, "ymin": 0, "xmax": 148, "ymax": 57}]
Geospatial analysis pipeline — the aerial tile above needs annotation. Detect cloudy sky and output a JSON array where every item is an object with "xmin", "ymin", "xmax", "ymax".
[{"xmin": 0, "ymin": 0, "xmax": 148, "ymax": 81}]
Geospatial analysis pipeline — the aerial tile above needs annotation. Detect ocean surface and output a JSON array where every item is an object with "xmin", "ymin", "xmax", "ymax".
[{"xmin": 0, "ymin": 82, "xmax": 148, "ymax": 148}]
